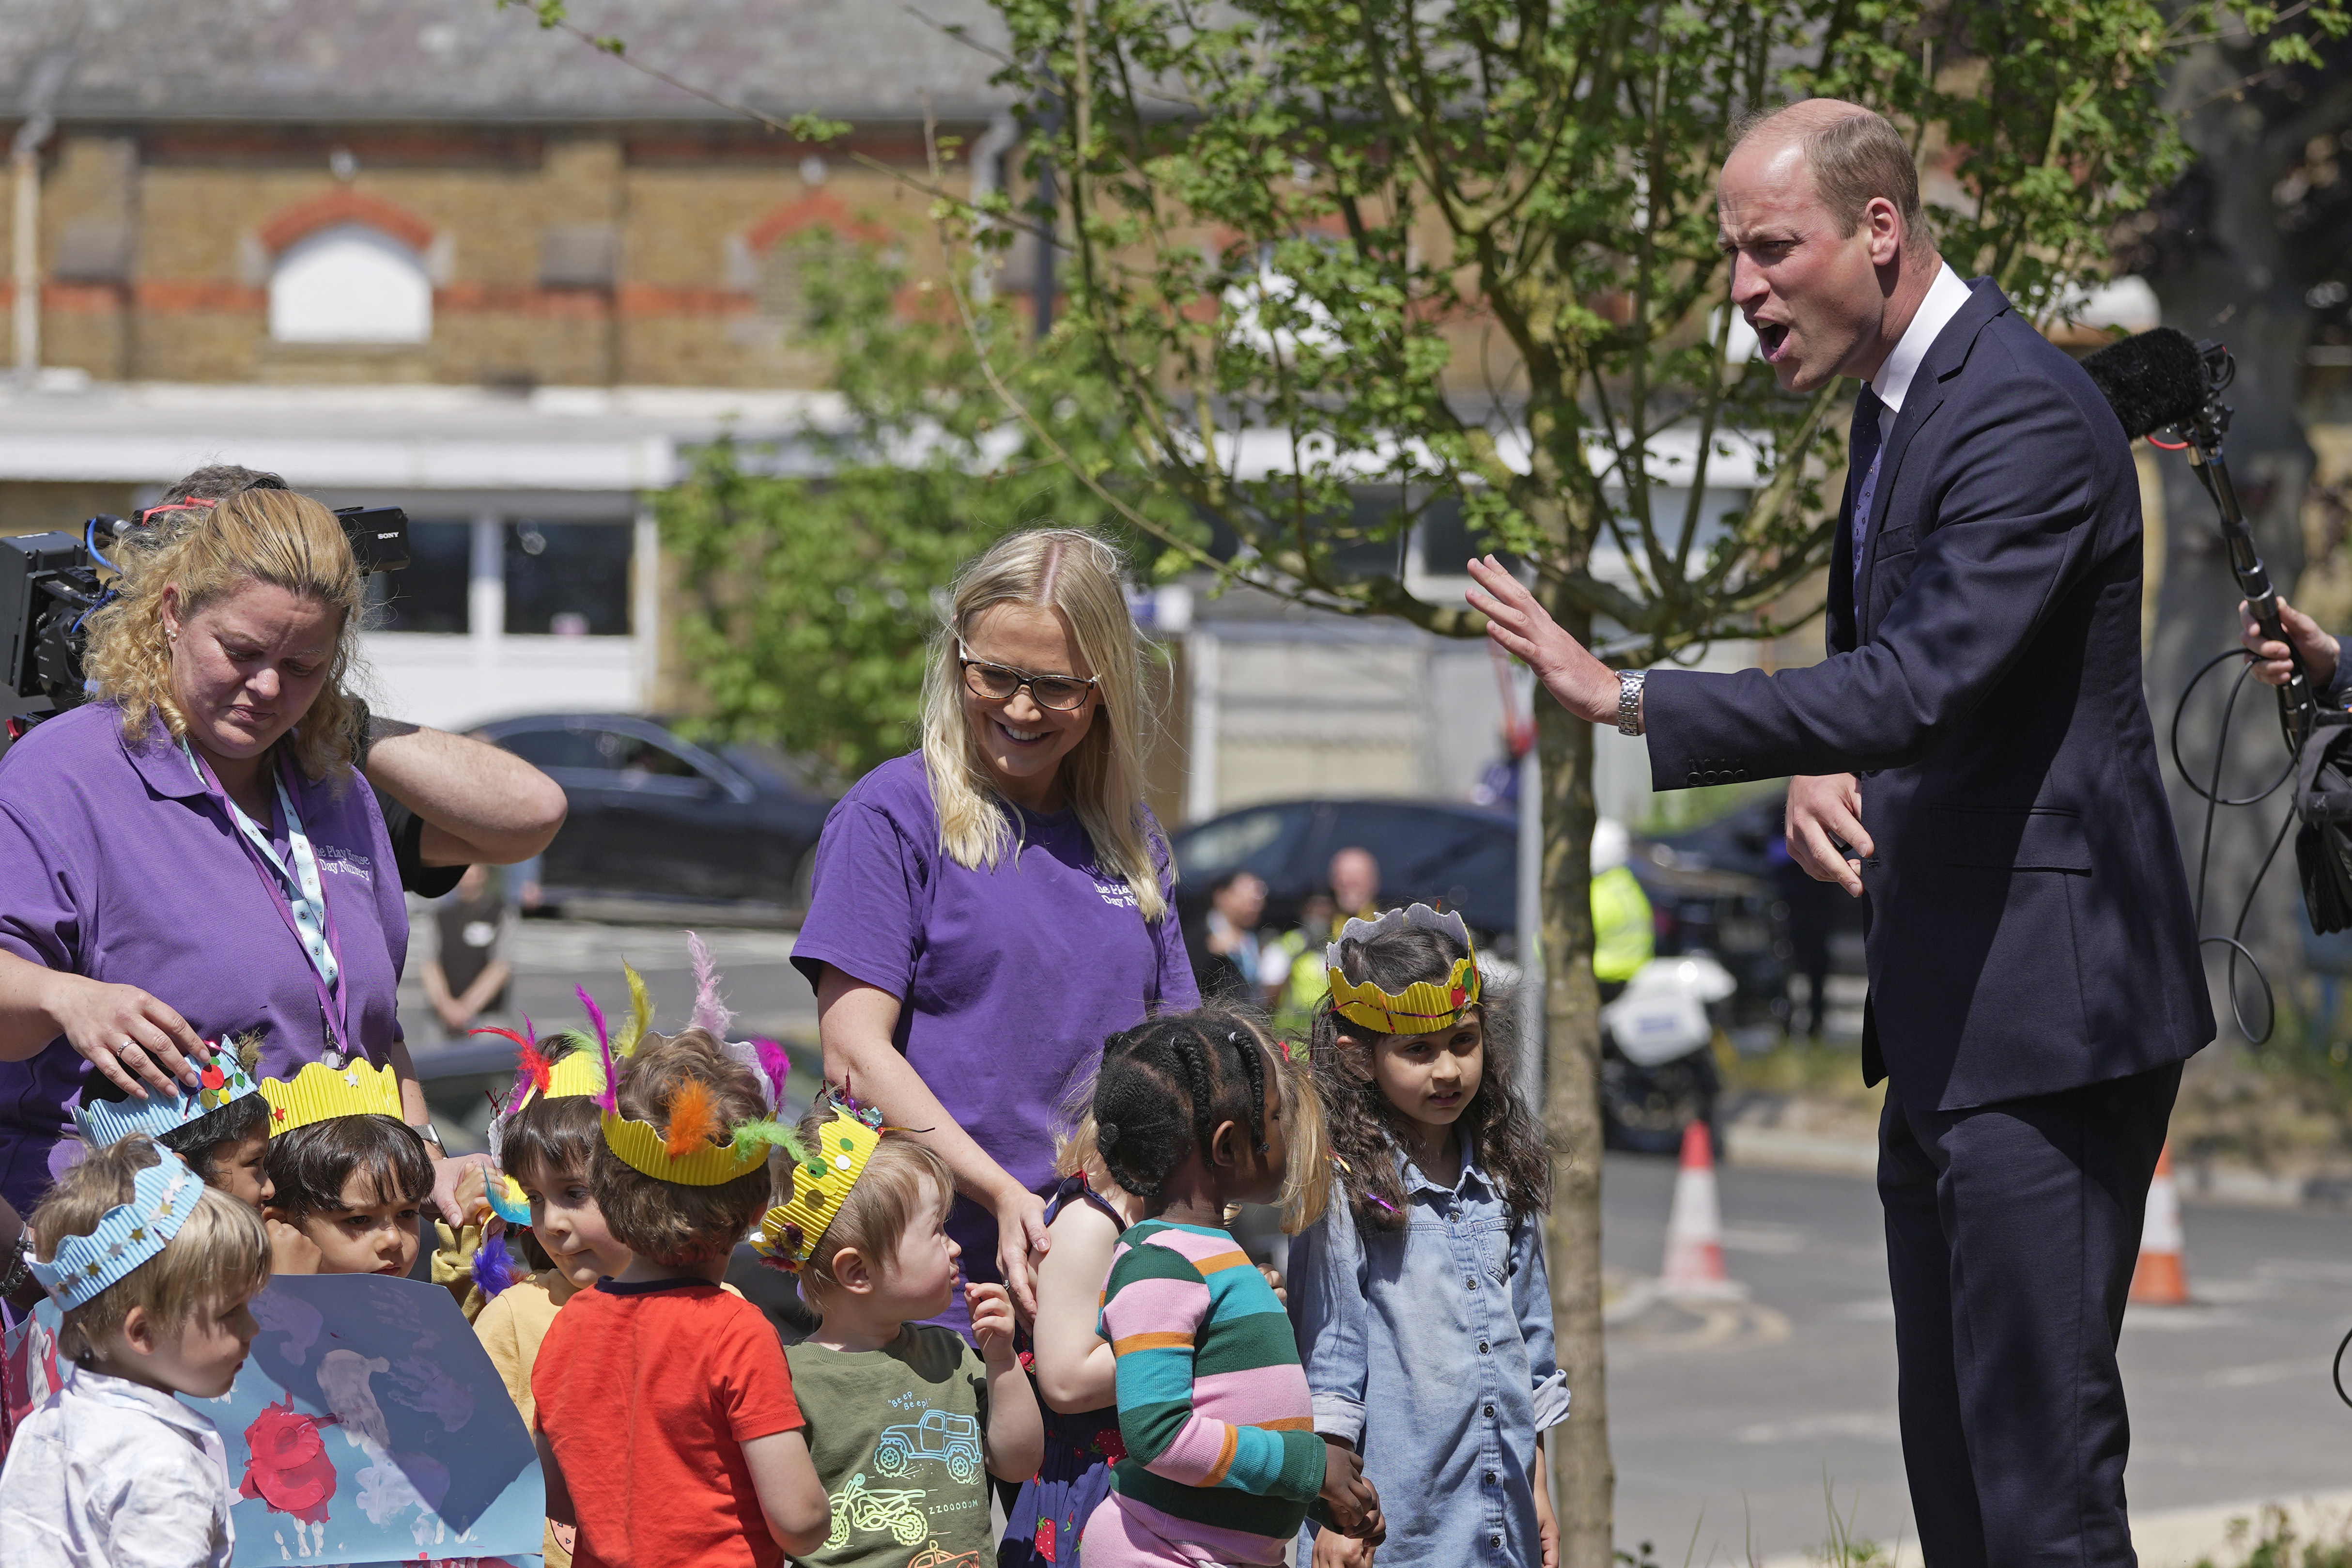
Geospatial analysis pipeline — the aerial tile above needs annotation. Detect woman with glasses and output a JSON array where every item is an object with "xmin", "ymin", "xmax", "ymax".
[{"xmin": 790, "ymin": 528, "xmax": 1197, "ymax": 1336}]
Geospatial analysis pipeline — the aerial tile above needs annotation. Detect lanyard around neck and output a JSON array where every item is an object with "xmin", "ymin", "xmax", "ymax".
[{"xmin": 181, "ymin": 740, "xmax": 353, "ymax": 1062}]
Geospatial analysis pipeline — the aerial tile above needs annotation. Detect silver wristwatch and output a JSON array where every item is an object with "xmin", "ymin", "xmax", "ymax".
[{"xmin": 1616, "ymin": 670, "xmax": 1647, "ymax": 736}]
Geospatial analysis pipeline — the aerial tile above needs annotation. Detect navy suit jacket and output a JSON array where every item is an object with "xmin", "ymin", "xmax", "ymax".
[{"xmin": 1644, "ymin": 280, "xmax": 2213, "ymax": 1110}]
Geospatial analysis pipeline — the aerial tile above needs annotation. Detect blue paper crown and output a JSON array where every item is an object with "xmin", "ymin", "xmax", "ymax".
[
  {"xmin": 73, "ymin": 1046, "xmax": 262, "ymax": 1149},
  {"xmin": 28, "ymin": 1146, "xmax": 202, "ymax": 1311}
]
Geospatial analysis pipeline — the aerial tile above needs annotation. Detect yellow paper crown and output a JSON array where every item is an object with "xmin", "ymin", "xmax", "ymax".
[
  {"xmin": 752, "ymin": 1107, "xmax": 881, "ymax": 1272},
  {"xmin": 1325, "ymin": 902, "xmax": 1483, "ymax": 1035},
  {"xmin": 261, "ymin": 1058, "xmax": 403, "ymax": 1136},
  {"xmin": 543, "ymin": 1051, "xmax": 605, "ymax": 1102},
  {"xmin": 599, "ymin": 1108, "xmax": 772, "ymax": 1187}
]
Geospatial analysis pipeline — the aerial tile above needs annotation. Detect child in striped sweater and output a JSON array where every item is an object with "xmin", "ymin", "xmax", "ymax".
[{"xmin": 1081, "ymin": 1009, "xmax": 1383, "ymax": 1567}]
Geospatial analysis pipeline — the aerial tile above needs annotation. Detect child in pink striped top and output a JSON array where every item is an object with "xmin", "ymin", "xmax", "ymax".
[{"xmin": 1079, "ymin": 1009, "xmax": 1384, "ymax": 1567}]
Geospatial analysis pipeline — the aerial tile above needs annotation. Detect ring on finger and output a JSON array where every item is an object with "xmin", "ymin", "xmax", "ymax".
[{"xmin": 119, "ymin": 1039, "xmax": 143, "ymax": 1058}]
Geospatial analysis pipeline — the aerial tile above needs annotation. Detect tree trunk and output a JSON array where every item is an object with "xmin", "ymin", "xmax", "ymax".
[
  {"xmin": 2143, "ymin": 43, "xmax": 2320, "ymax": 1047},
  {"xmin": 1537, "ymin": 592, "xmax": 1611, "ymax": 1567}
]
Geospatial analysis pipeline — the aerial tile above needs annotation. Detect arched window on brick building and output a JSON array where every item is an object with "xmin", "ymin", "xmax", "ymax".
[{"xmin": 268, "ymin": 223, "xmax": 433, "ymax": 343}]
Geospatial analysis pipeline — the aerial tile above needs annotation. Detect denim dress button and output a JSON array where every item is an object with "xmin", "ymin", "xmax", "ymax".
[{"xmin": 1478, "ymin": 1341, "xmax": 1490, "ymax": 1354}]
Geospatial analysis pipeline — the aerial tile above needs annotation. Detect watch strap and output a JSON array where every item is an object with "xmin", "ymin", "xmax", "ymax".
[{"xmin": 1616, "ymin": 670, "xmax": 1647, "ymax": 736}]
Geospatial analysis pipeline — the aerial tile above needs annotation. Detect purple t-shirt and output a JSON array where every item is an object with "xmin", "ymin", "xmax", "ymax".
[
  {"xmin": 791, "ymin": 752, "xmax": 1197, "ymax": 1317},
  {"xmin": 0, "ymin": 702, "xmax": 409, "ymax": 1211}
]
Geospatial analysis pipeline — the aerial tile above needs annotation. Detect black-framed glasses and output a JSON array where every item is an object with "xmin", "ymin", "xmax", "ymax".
[{"xmin": 958, "ymin": 646, "xmax": 1098, "ymax": 712}]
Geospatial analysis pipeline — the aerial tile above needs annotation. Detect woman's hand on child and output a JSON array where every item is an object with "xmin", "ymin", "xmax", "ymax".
[
  {"xmin": 427, "ymin": 1151, "xmax": 495, "ymax": 1226},
  {"xmin": 967, "ymin": 1282, "xmax": 1020, "ymax": 1365},
  {"xmin": 993, "ymin": 1185, "xmax": 1052, "ymax": 1316},
  {"xmin": 267, "ymin": 1216, "xmax": 322, "ymax": 1275},
  {"xmin": 450, "ymin": 1162, "xmax": 491, "ymax": 1224}
]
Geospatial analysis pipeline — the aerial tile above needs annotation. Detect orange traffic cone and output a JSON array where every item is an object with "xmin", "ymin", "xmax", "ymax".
[
  {"xmin": 1660, "ymin": 1121, "xmax": 1740, "ymax": 1299},
  {"xmin": 2130, "ymin": 1142, "xmax": 2190, "ymax": 1306}
]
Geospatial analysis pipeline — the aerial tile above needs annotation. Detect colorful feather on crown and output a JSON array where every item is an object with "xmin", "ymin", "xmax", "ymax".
[
  {"xmin": 561, "ymin": 939, "xmax": 813, "ymax": 1185},
  {"xmin": 688, "ymin": 931, "xmax": 735, "ymax": 1038},
  {"xmin": 579, "ymin": 984, "xmax": 619, "ymax": 1115}
]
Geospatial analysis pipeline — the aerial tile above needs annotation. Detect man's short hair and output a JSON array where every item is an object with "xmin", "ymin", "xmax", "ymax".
[
  {"xmin": 30, "ymin": 1136, "xmax": 270, "ymax": 1361},
  {"xmin": 1733, "ymin": 102, "xmax": 1931, "ymax": 248}
]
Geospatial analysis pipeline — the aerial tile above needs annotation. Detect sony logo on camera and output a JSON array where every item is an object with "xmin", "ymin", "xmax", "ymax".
[{"xmin": 0, "ymin": 506, "xmax": 409, "ymax": 740}]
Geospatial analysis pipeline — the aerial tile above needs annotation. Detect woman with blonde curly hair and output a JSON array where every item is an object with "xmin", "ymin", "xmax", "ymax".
[
  {"xmin": 0, "ymin": 488, "xmax": 421, "ymax": 1219},
  {"xmin": 792, "ymin": 526, "xmax": 1198, "ymax": 1335}
]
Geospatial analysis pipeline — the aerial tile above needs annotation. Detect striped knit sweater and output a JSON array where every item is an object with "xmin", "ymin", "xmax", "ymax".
[{"xmin": 1096, "ymin": 1219, "xmax": 1324, "ymax": 1556}]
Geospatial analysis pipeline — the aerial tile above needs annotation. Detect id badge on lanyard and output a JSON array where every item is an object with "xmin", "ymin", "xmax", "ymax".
[{"xmin": 184, "ymin": 742, "xmax": 356, "ymax": 1065}]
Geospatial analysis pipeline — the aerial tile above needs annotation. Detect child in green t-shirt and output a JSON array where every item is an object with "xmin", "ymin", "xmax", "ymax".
[{"xmin": 756, "ymin": 1092, "xmax": 1043, "ymax": 1568}]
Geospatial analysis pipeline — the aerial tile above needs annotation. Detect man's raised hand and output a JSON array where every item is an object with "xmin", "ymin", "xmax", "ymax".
[{"xmin": 1465, "ymin": 557, "xmax": 1621, "ymax": 727}]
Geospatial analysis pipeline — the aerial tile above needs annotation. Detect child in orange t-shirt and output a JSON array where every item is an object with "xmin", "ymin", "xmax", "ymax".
[{"xmin": 532, "ymin": 1030, "xmax": 827, "ymax": 1568}]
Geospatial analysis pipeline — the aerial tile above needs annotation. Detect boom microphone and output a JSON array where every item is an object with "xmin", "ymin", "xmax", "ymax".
[{"xmin": 2081, "ymin": 326, "xmax": 2209, "ymax": 441}]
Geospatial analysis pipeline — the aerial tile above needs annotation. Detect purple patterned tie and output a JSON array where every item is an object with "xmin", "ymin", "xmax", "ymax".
[{"xmin": 1849, "ymin": 385, "xmax": 1886, "ymax": 603}]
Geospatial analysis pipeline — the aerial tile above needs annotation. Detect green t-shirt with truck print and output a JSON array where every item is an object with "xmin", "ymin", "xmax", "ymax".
[{"xmin": 784, "ymin": 1324, "xmax": 993, "ymax": 1568}]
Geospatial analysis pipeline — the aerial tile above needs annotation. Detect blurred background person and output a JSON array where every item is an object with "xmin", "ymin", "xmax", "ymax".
[
  {"xmin": 1590, "ymin": 818, "xmax": 1654, "ymax": 1002},
  {"xmin": 422, "ymin": 864, "xmax": 514, "ymax": 1042},
  {"xmin": 1190, "ymin": 869, "xmax": 1271, "ymax": 1005},
  {"xmin": 1331, "ymin": 844, "xmax": 1382, "ymax": 923},
  {"xmin": 1266, "ymin": 848, "xmax": 1379, "ymax": 1035}
]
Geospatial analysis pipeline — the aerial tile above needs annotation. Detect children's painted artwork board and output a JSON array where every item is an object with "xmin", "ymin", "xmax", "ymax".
[{"xmin": 5, "ymin": 1275, "xmax": 545, "ymax": 1568}]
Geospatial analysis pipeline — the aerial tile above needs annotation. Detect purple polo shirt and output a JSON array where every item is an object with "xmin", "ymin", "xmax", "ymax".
[
  {"xmin": 791, "ymin": 751, "xmax": 1196, "ymax": 1332},
  {"xmin": 0, "ymin": 702, "xmax": 408, "ymax": 1211}
]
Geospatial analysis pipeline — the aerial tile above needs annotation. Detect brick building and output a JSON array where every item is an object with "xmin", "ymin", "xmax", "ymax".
[{"xmin": 0, "ymin": 0, "xmax": 1017, "ymax": 727}]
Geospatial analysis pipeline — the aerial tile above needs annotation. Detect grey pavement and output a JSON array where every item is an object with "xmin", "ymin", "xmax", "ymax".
[
  {"xmin": 1604, "ymin": 1152, "xmax": 2352, "ymax": 1564},
  {"xmin": 398, "ymin": 912, "xmax": 820, "ymax": 1056}
]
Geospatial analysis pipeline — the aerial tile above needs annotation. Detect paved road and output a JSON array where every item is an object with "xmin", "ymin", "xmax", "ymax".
[
  {"xmin": 397, "ymin": 913, "xmax": 820, "ymax": 1055},
  {"xmin": 1604, "ymin": 1152, "xmax": 2352, "ymax": 1564}
]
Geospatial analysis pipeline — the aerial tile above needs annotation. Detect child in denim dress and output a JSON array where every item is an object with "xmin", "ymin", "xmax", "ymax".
[{"xmin": 1287, "ymin": 905, "xmax": 1569, "ymax": 1568}]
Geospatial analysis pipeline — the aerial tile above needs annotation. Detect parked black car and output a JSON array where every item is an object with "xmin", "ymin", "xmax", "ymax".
[
  {"xmin": 1168, "ymin": 796, "xmax": 1788, "ymax": 1015},
  {"xmin": 477, "ymin": 713, "xmax": 836, "ymax": 914}
]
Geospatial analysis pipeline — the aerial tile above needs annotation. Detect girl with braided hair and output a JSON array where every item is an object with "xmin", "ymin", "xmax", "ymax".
[
  {"xmin": 1078, "ymin": 1007, "xmax": 1378, "ymax": 1567},
  {"xmin": 1287, "ymin": 905, "xmax": 1565, "ymax": 1568},
  {"xmin": 1004, "ymin": 1010, "xmax": 1320, "ymax": 1568}
]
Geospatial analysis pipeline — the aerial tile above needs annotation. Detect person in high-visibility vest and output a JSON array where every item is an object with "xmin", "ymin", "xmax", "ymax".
[{"xmin": 1590, "ymin": 817, "xmax": 1652, "ymax": 996}]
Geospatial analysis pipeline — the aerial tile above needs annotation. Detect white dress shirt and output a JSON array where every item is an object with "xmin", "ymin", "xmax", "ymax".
[
  {"xmin": 0, "ymin": 1363, "xmax": 234, "ymax": 1568},
  {"xmin": 1868, "ymin": 262, "xmax": 1975, "ymax": 438}
]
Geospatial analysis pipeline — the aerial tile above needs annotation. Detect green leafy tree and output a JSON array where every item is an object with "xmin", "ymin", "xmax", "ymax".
[
  {"xmin": 942, "ymin": 4, "xmax": 2339, "ymax": 1562},
  {"xmin": 507, "ymin": 2, "xmax": 2346, "ymax": 1558},
  {"xmin": 658, "ymin": 235, "xmax": 1180, "ymax": 780}
]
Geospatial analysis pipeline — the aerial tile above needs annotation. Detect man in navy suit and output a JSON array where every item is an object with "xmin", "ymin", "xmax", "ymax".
[{"xmin": 1470, "ymin": 100, "xmax": 2212, "ymax": 1564}]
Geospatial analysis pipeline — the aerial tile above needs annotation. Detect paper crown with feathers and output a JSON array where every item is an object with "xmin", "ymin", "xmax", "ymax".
[
  {"xmin": 29, "ymin": 1143, "xmax": 201, "ymax": 1310},
  {"xmin": 260, "ymin": 1057, "xmax": 402, "ymax": 1136},
  {"xmin": 492, "ymin": 935, "xmax": 804, "ymax": 1190},
  {"xmin": 1325, "ymin": 902, "xmax": 1483, "ymax": 1035},
  {"xmin": 751, "ymin": 1097, "xmax": 884, "ymax": 1273},
  {"xmin": 74, "ymin": 1036, "xmax": 264, "ymax": 1149}
]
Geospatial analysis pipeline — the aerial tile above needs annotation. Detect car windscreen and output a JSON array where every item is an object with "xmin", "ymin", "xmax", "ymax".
[{"xmin": 1171, "ymin": 804, "xmax": 1312, "ymax": 887}]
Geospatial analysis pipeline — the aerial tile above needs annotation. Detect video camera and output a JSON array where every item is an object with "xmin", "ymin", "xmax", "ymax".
[{"xmin": 0, "ymin": 505, "xmax": 410, "ymax": 751}]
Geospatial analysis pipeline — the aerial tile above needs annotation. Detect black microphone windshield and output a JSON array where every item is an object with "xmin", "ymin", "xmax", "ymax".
[{"xmin": 2081, "ymin": 326, "xmax": 2207, "ymax": 440}]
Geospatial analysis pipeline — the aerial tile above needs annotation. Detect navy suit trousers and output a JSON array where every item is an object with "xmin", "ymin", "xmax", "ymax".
[{"xmin": 1879, "ymin": 1060, "xmax": 2181, "ymax": 1567}]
